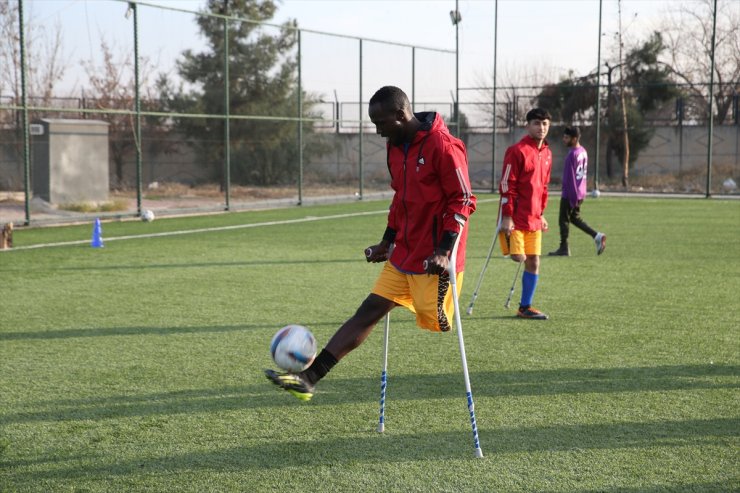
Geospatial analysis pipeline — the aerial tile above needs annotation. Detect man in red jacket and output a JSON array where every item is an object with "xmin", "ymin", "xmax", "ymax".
[
  {"xmin": 266, "ymin": 86, "xmax": 476, "ymax": 401},
  {"xmin": 498, "ymin": 108, "xmax": 552, "ymax": 320}
]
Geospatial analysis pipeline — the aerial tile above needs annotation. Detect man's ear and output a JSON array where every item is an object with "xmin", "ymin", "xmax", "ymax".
[{"xmin": 396, "ymin": 108, "xmax": 409, "ymax": 123}]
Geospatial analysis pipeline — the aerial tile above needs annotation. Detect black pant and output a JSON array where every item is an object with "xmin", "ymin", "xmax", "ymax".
[{"xmin": 558, "ymin": 197, "xmax": 597, "ymax": 247}]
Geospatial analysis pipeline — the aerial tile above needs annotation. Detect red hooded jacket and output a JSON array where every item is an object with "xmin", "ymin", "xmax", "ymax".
[
  {"xmin": 385, "ymin": 112, "xmax": 476, "ymax": 274},
  {"xmin": 499, "ymin": 135, "xmax": 552, "ymax": 231}
]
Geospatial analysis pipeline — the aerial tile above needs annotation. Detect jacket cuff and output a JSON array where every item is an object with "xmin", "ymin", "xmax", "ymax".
[
  {"xmin": 438, "ymin": 230, "xmax": 459, "ymax": 252},
  {"xmin": 382, "ymin": 227, "xmax": 397, "ymax": 244}
]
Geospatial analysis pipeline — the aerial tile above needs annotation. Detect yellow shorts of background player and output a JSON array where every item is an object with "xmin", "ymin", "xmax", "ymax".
[
  {"xmin": 372, "ymin": 262, "xmax": 464, "ymax": 332},
  {"xmin": 498, "ymin": 230, "xmax": 542, "ymax": 256}
]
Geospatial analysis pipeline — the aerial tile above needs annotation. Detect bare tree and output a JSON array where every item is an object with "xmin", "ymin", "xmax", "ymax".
[
  {"xmin": 472, "ymin": 63, "xmax": 561, "ymax": 130},
  {"xmin": 661, "ymin": 0, "xmax": 740, "ymax": 123},
  {"xmin": 0, "ymin": 1, "xmax": 70, "ymax": 123},
  {"xmin": 81, "ymin": 38, "xmax": 170, "ymax": 188}
]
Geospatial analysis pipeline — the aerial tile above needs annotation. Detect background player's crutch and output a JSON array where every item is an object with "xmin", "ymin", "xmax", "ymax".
[
  {"xmin": 504, "ymin": 260, "xmax": 523, "ymax": 309},
  {"xmin": 377, "ymin": 313, "xmax": 390, "ymax": 433},
  {"xmin": 427, "ymin": 231, "xmax": 484, "ymax": 458},
  {"xmin": 466, "ymin": 198, "xmax": 506, "ymax": 315}
]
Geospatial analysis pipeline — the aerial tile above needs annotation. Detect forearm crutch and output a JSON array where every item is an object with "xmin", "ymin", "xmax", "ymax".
[
  {"xmin": 467, "ymin": 198, "xmax": 506, "ymax": 315},
  {"xmin": 377, "ymin": 313, "xmax": 390, "ymax": 433},
  {"xmin": 448, "ymin": 232, "xmax": 485, "ymax": 458}
]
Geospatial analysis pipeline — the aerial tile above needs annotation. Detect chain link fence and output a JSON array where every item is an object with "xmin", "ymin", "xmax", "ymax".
[{"xmin": 1, "ymin": 0, "xmax": 737, "ymax": 226}]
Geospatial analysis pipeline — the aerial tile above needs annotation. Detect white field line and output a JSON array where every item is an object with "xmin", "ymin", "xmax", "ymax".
[
  {"xmin": 5, "ymin": 210, "xmax": 389, "ymax": 251},
  {"xmin": 3, "ymin": 198, "xmax": 497, "ymax": 252}
]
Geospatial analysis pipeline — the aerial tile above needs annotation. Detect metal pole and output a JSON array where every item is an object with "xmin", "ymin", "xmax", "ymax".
[
  {"xmin": 455, "ymin": 0, "xmax": 460, "ymax": 137},
  {"xmin": 18, "ymin": 0, "xmax": 31, "ymax": 225},
  {"xmin": 678, "ymin": 98, "xmax": 684, "ymax": 175},
  {"xmin": 133, "ymin": 2, "xmax": 143, "ymax": 216},
  {"xmin": 223, "ymin": 3, "xmax": 231, "ymax": 210},
  {"xmin": 491, "ymin": 0, "xmax": 498, "ymax": 192},
  {"xmin": 298, "ymin": 29, "xmax": 303, "ymax": 206},
  {"xmin": 705, "ymin": 0, "xmax": 718, "ymax": 198},
  {"xmin": 334, "ymin": 89, "xmax": 339, "ymax": 134},
  {"xmin": 411, "ymin": 47, "xmax": 416, "ymax": 109},
  {"xmin": 594, "ymin": 0, "xmax": 603, "ymax": 193},
  {"xmin": 359, "ymin": 39, "xmax": 364, "ymax": 200}
]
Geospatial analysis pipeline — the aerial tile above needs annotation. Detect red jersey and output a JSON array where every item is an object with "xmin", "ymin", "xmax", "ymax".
[
  {"xmin": 386, "ymin": 112, "xmax": 476, "ymax": 274},
  {"xmin": 499, "ymin": 135, "xmax": 552, "ymax": 231}
]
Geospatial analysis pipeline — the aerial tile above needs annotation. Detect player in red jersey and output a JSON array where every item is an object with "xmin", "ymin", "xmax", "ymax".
[{"xmin": 498, "ymin": 108, "xmax": 552, "ymax": 320}]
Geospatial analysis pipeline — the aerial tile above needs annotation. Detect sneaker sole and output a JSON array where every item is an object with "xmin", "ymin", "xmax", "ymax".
[
  {"xmin": 264, "ymin": 369, "xmax": 314, "ymax": 401},
  {"xmin": 287, "ymin": 389, "xmax": 313, "ymax": 401},
  {"xmin": 516, "ymin": 313, "xmax": 549, "ymax": 320}
]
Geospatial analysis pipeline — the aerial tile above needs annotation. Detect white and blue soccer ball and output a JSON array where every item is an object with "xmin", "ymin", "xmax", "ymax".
[
  {"xmin": 270, "ymin": 324, "xmax": 317, "ymax": 373},
  {"xmin": 591, "ymin": 189, "xmax": 601, "ymax": 198},
  {"xmin": 141, "ymin": 209, "xmax": 155, "ymax": 222}
]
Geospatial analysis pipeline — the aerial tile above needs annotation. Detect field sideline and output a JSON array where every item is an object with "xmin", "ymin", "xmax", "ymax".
[{"xmin": 1, "ymin": 196, "xmax": 738, "ymax": 492}]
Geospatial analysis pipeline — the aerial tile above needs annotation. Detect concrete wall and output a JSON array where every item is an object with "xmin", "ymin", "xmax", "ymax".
[
  {"xmin": 309, "ymin": 125, "xmax": 740, "ymax": 191},
  {"xmin": 464, "ymin": 125, "xmax": 740, "ymax": 189},
  {"xmin": 1, "ymin": 123, "xmax": 738, "ymax": 193}
]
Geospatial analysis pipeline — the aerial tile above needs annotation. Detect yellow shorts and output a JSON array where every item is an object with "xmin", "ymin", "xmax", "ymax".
[
  {"xmin": 499, "ymin": 230, "xmax": 542, "ymax": 256},
  {"xmin": 372, "ymin": 262, "xmax": 464, "ymax": 332}
]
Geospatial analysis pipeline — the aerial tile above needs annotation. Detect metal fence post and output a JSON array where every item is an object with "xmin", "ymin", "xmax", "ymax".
[
  {"xmin": 594, "ymin": 0, "xmax": 603, "ymax": 192},
  {"xmin": 132, "ymin": 2, "xmax": 143, "ymax": 216},
  {"xmin": 298, "ymin": 28, "xmax": 303, "ymax": 206},
  {"xmin": 705, "ymin": 0, "xmax": 718, "ymax": 198},
  {"xmin": 358, "ymin": 38, "xmax": 364, "ymax": 200},
  {"xmin": 491, "ymin": 0, "xmax": 498, "ymax": 192},
  {"xmin": 223, "ymin": 5, "xmax": 231, "ymax": 210},
  {"xmin": 18, "ymin": 0, "xmax": 31, "ymax": 225}
]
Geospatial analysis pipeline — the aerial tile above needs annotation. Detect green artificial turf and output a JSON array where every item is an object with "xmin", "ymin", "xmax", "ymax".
[{"xmin": 1, "ymin": 196, "xmax": 738, "ymax": 492}]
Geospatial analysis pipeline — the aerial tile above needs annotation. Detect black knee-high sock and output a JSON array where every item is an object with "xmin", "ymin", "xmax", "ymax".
[{"xmin": 301, "ymin": 348, "xmax": 338, "ymax": 385}]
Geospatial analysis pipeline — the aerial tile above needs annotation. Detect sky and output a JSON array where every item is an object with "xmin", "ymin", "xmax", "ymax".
[{"xmin": 24, "ymin": 0, "xmax": 695, "ymax": 117}]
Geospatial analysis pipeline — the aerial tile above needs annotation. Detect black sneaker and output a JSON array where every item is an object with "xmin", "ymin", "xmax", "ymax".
[
  {"xmin": 264, "ymin": 369, "xmax": 315, "ymax": 401},
  {"xmin": 548, "ymin": 246, "xmax": 570, "ymax": 256},
  {"xmin": 517, "ymin": 306, "xmax": 549, "ymax": 320}
]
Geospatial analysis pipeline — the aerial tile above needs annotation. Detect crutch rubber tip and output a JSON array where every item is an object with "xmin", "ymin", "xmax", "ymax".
[
  {"xmin": 466, "ymin": 306, "xmax": 473, "ymax": 315},
  {"xmin": 377, "ymin": 423, "xmax": 385, "ymax": 433},
  {"xmin": 474, "ymin": 448, "xmax": 484, "ymax": 458}
]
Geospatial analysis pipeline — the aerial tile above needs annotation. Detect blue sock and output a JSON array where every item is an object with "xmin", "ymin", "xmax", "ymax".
[{"xmin": 520, "ymin": 271, "xmax": 538, "ymax": 308}]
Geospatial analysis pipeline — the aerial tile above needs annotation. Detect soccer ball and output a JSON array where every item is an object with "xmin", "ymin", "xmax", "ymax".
[
  {"xmin": 270, "ymin": 325, "xmax": 317, "ymax": 373},
  {"xmin": 591, "ymin": 189, "xmax": 601, "ymax": 198},
  {"xmin": 141, "ymin": 210, "xmax": 155, "ymax": 222}
]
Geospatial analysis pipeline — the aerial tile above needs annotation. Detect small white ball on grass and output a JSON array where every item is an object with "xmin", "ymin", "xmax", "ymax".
[{"xmin": 141, "ymin": 210, "xmax": 155, "ymax": 222}]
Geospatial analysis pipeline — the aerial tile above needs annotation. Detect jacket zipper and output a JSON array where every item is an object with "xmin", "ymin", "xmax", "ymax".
[{"xmin": 399, "ymin": 145, "xmax": 411, "ymax": 268}]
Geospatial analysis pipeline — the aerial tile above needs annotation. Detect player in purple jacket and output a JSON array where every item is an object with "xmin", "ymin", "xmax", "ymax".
[{"xmin": 548, "ymin": 126, "xmax": 606, "ymax": 256}]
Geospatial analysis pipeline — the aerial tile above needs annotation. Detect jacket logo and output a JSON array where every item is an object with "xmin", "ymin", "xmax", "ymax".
[
  {"xmin": 418, "ymin": 157, "xmax": 425, "ymax": 165},
  {"xmin": 416, "ymin": 156, "xmax": 425, "ymax": 172}
]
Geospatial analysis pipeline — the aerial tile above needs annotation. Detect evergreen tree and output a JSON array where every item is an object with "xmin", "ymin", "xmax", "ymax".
[
  {"xmin": 605, "ymin": 32, "xmax": 677, "ymax": 175},
  {"xmin": 536, "ymin": 70, "xmax": 598, "ymax": 124},
  {"xmin": 164, "ymin": 0, "xmax": 318, "ymax": 186}
]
